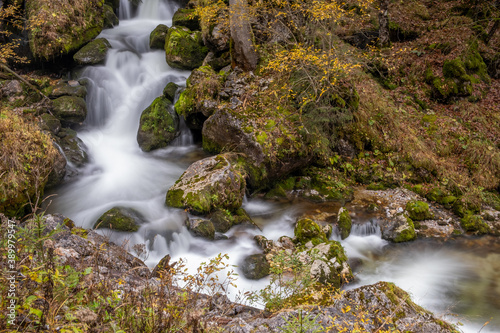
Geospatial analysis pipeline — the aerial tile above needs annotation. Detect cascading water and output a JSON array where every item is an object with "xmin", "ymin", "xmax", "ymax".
[{"xmin": 46, "ymin": 1, "xmax": 499, "ymax": 332}]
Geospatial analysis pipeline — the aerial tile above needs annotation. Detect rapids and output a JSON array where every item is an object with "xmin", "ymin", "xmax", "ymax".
[{"xmin": 46, "ymin": 1, "xmax": 500, "ymax": 332}]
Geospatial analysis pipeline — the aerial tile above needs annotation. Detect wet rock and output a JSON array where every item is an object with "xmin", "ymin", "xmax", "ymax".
[
  {"xmin": 137, "ymin": 96, "xmax": 180, "ymax": 152},
  {"xmin": 48, "ymin": 80, "xmax": 87, "ymax": 99},
  {"xmin": 240, "ymin": 254, "xmax": 270, "ymax": 280},
  {"xmin": 73, "ymin": 38, "xmax": 112, "ymax": 65},
  {"xmin": 103, "ymin": 4, "xmax": 119, "ymax": 29},
  {"xmin": 52, "ymin": 96, "xmax": 87, "ymax": 128},
  {"xmin": 294, "ymin": 218, "xmax": 328, "ymax": 246},
  {"xmin": 163, "ymin": 82, "xmax": 179, "ymax": 102},
  {"xmin": 379, "ymin": 213, "xmax": 416, "ymax": 243},
  {"xmin": 150, "ymin": 24, "xmax": 169, "ymax": 50},
  {"xmin": 210, "ymin": 208, "xmax": 251, "ymax": 233},
  {"xmin": 57, "ymin": 128, "xmax": 88, "ymax": 167},
  {"xmin": 202, "ymin": 15, "xmax": 230, "ymax": 54},
  {"xmin": 254, "ymin": 235, "xmax": 274, "ymax": 253},
  {"xmin": 185, "ymin": 218, "xmax": 215, "ymax": 239},
  {"xmin": 337, "ymin": 207, "xmax": 352, "ymax": 240},
  {"xmin": 166, "ymin": 153, "xmax": 246, "ymax": 214},
  {"xmin": 45, "ymin": 144, "xmax": 67, "ymax": 188},
  {"xmin": 94, "ymin": 207, "xmax": 146, "ymax": 232},
  {"xmin": 460, "ymin": 214, "xmax": 490, "ymax": 235},
  {"xmin": 165, "ymin": 26, "xmax": 209, "ymax": 70},
  {"xmin": 202, "ymin": 51, "xmax": 231, "ymax": 71}
]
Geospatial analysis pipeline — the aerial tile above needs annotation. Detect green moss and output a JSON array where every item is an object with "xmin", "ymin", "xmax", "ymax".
[
  {"xmin": 256, "ymin": 131, "xmax": 268, "ymax": 145},
  {"xmin": 172, "ymin": 8, "xmax": 200, "ymax": 31},
  {"xmin": 94, "ymin": 207, "xmax": 142, "ymax": 232},
  {"xmin": 393, "ymin": 216, "xmax": 417, "ymax": 243},
  {"xmin": 294, "ymin": 218, "xmax": 327, "ymax": 245},
  {"xmin": 405, "ymin": 200, "xmax": 433, "ymax": 221},
  {"xmin": 337, "ymin": 207, "xmax": 352, "ymax": 240},
  {"xmin": 165, "ymin": 26, "xmax": 209, "ymax": 70},
  {"xmin": 163, "ymin": 82, "xmax": 179, "ymax": 102},
  {"xmin": 460, "ymin": 214, "xmax": 490, "ymax": 234},
  {"xmin": 150, "ymin": 24, "xmax": 169, "ymax": 50},
  {"xmin": 165, "ymin": 189, "xmax": 185, "ymax": 208}
]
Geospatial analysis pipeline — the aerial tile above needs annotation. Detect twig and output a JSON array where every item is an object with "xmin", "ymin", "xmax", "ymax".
[{"xmin": 0, "ymin": 63, "xmax": 52, "ymax": 107}]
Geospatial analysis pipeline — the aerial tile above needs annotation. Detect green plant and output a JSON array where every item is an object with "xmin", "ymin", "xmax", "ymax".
[{"xmin": 280, "ymin": 309, "xmax": 323, "ymax": 333}]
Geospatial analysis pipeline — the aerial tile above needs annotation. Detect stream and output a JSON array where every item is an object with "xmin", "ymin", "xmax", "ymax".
[{"xmin": 46, "ymin": 0, "xmax": 500, "ymax": 332}]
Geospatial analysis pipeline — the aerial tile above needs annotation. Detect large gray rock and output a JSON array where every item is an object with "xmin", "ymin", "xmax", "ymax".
[
  {"xmin": 185, "ymin": 218, "xmax": 215, "ymax": 239},
  {"xmin": 240, "ymin": 254, "xmax": 270, "ymax": 280},
  {"xmin": 137, "ymin": 96, "xmax": 179, "ymax": 152},
  {"xmin": 166, "ymin": 153, "xmax": 246, "ymax": 214},
  {"xmin": 94, "ymin": 207, "xmax": 146, "ymax": 232},
  {"xmin": 73, "ymin": 38, "xmax": 112, "ymax": 65},
  {"xmin": 379, "ymin": 213, "xmax": 417, "ymax": 243}
]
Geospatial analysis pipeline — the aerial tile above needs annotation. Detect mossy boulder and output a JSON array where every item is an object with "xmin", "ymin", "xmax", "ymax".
[
  {"xmin": 57, "ymin": 128, "xmax": 89, "ymax": 167},
  {"xmin": 47, "ymin": 80, "xmax": 87, "ymax": 99},
  {"xmin": 294, "ymin": 218, "xmax": 328, "ymax": 246},
  {"xmin": 460, "ymin": 214, "xmax": 490, "ymax": 235},
  {"xmin": 26, "ymin": 0, "xmax": 105, "ymax": 61},
  {"xmin": 174, "ymin": 65, "xmax": 222, "ymax": 127},
  {"xmin": 210, "ymin": 208, "xmax": 251, "ymax": 233},
  {"xmin": 166, "ymin": 153, "xmax": 246, "ymax": 214},
  {"xmin": 52, "ymin": 96, "xmax": 87, "ymax": 128},
  {"xmin": 240, "ymin": 254, "xmax": 270, "ymax": 280},
  {"xmin": 94, "ymin": 207, "xmax": 146, "ymax": 232},
  {"xmin": 406, "ymin": 200, "xmax": 433, "ymax": 221},
  {"xmin": 40, "ymin": 113, "xmax": 62, "ymax": 135},
  {"xmin": 150, "ymin": 24, "xmax": 169, "ymax": 50},
  {"xmin": 172, "ymin": 8, "xmax": 200, "ymax": 31},
  {"xmin": 379, "ymin": 213, "xmax": 417, "ymax": 243},
  {"xmin": 185, "ymin": 218, "xmax": 215, "ymax": 239},
  {"xmin": 165, "ymin": 26, "xmax": 209, "ymax": 70},
  {"xmin": 337, "ymin": 207, "xmax": 352, "ymax": 240},
  {"xmin": 201, "ymin": 13, "xmax": 230, "ymax": 54},
  {"xmin": 163, "ymin": 82, "xmax": 179, "ymax": 102},
  {"xmin": 137, "ymin": 96, "xmax": 179, "ymax": 152},
  {"xmin": 73, "ymin": 38, "xmax": 112, "ymax": 65},
  {"xmin": 103, "ymin": 4, "xmax": 119, "ymax": 28},
  {"xmin": 306, "ymin": 240, "xmax": 353, "ymax": 287}
]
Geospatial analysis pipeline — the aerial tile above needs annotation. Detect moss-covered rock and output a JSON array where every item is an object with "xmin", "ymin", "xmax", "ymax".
[
  {"xmin": 240, "ymin": 254, "xmax": 270, "ymax": 280},
  {"xmin": 172, "ymin": 8, "xmax": 200, "ymax": 31},
  {"xmin": 165, "ymin": 26, "xmax": 209, "ymax": 70},
  {"xmin": 405, "ymin": 200, "xmax": 433, "ymax": 221},
  {"xmin": 150, "ymin": 24, "xmax": 169, "ymax": 50},
  {"xmin": 337, "ymin": 207, "xmax": 352, "ymax": 240},
  {"xmin": 460, "ymin": 214, "xmax": 490, "ymax": 235},
  {"xmin": 294, "ymin": 218, "xmax": 328, "ymax": 246},
  {"xmin": 27, "ymin": 0, "xmax": 105, "ymax": 61},
  {"xmin": 163, "ymin": 82, "xmax": 179, "ymax": 102},
  {"xmin": 73, "ymin": 38, "xmax": 112, "ymax": 65},
  {"xmin": 174, "ymin": 65, "xmax": 222, "ymax": 124},
  {"xmin": 137, "ymin": 96, "xmax": 179, "ymax": 152},
  {"xmin": 40, "ymin": 113, "xmax": 62, "ymax": 135},
  {"xmin": 210, "ymin": 207, "xmax": 251, "ymax": 233},
  {"xmin": 94, "ymin": 207, "xmax": 145, "ymax": 232},
  {"xmin": 52, "ymin": 96, "xmax": 87, "ymax": 128},
  {"xmin": 306, "ymin": 240, "xmax": 353, "ymax": 287},
  {"xmin": 103, "ymin": 4, "xmax": 118, "ymax": 28},
  {"xmin": 185, "ymin": 218, "xmax": 215, "ymax": 239},
  {"xmin": 47, "ymin": 80, "xmax": 87, "ymax": 99},
  {"xmin": 379, "ymin": 213, "xmax": 417, "ymax": 243},
  {"xmin": 166, "ymin": 153, "xmax": 246, "ymax": 214},
  {"xmin": 57, "ymin": 128, "xmax": 89, "ymax": 167}
]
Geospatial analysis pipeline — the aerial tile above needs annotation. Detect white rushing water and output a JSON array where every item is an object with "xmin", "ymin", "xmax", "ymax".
[{"xmin": 46, "ymin": 1, "xmax": 499, "ymax": 332}]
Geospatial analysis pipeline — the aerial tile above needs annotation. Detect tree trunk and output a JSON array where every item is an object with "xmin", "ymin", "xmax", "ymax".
[
  {"xmin": 378, "ymin": 0, "xmax": 390, "ymax": 48},
  {"xmin": 229, "ymin": 0, "xmax": 258, "ymax": 71}
]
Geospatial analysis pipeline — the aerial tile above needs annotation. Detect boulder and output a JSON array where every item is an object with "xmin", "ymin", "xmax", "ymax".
[
  {"xmin": 52, "ymin": 96, "xmax": 87, "ymax": 128},
  {"xmin": 94, "ymin": 207, "xmax": 146, "ymax": 232},
  {"xmin": 210, "ymin": 208, "xmax": 252, "ymax": 233},
  {"xmin": 57, "ymin": 128, "xmax": 88, "ymax": 167},
  {"xmin": 163, "ymin": 82, "xmax": 179, "ymax": 102},
  {"xmin": 73, "ymin": 38, "xmax": 112, "ymax": 66},
  {"xmin": 304, "ymin": 240, "xmax": 353, "ymax": 287},
  {"xmin": 47, "ymin": 80, "xmax": 87, "ymax": 99},
  {"xmin": 27, "ymin": 0, "xmax": 105, "ymax": 60},
  {"xmin": 460, "ymin": 214, "xmax": 490, "ymax": 235},
  {"xmin": 165, "ymin": 26, "xmax": 209, "ymax": 70},
  {"xmin": 201, "ymin": 15, "xmax": 230, "ymax": 54},
  {"xmin": 150, "ymin": 24, "xmax": 169, "ymax": 50},
  {"xmin": 172, "ymin": 8, "xmax": 200, "ymax": 31},
  {"xmin": 40, "ymin": 113, "xmax": 62, "ymax": 135},
  {"xmin": 174, "ymin": 65, "xmax": 223, "ymax": 127},
  {"xmin": 103, "ymin": 4, "xmax": 119, "ymax": 29},
  {"xmin": 337, "ymin": 207, "xmax": 352, "ymax": 240},
  {"xmin": 379, "ymin": 213, "xmax": 417, "ymax": 243},
  {"xmin": 166, "ymin": 153, "xmax": 246, "ymax": 214},
  {"xmin": 240, "ymin": 254, "xmax": 270, "ymax": 280},
  {"xmin": 185, "ymin": 218, "xmax": 215, "ymax": 239},
  {"xmin": 137, "ymin": 96, "xmax": 179, "ymax": 152},
  {"xmin": 45, "ymin": 144, "xmax": 67, "ymax": 188},
  {"xmin": 294, "ymin": 218, "xmax": 328, "ymax": 246},
  {"xmin": 202, "ymin": 51, "xmax": 231, "ymax": 71}
]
